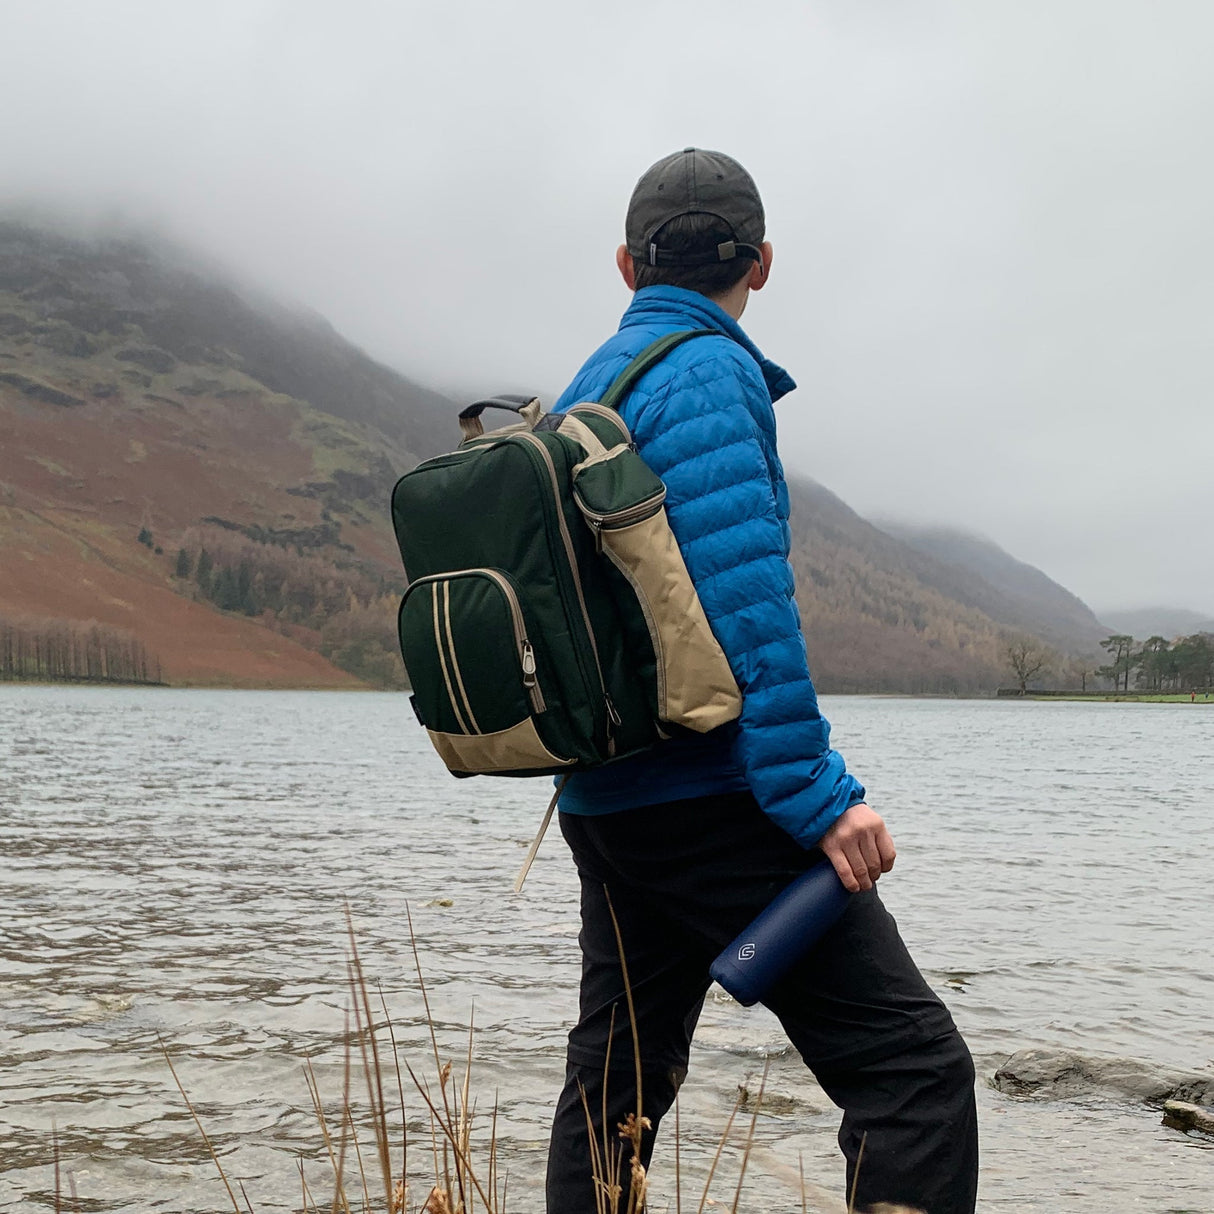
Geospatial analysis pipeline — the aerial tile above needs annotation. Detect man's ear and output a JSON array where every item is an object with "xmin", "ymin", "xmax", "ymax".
[
  {"xmin": 748, "ymin": 242, "xmax": 773, "ymax": 292},
  {"xmin": 616, "ymin": 244, "xmax": 636, "ymax": 291}
]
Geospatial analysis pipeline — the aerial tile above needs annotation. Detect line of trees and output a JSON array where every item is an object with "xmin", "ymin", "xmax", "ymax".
[
  {"xmin": 171, "ymin": 528, "xmax": 408, "ymax": 688},
  {"xmin": 1097, "ymin": 632, "xmax": 1214, "ymax": 692},
  {"xmin": 0, "ymin": 617, "xmax": 163, "ymax": 684},
  {"xmin": 1003, "ymin": 630, "xmax": 1214, "ymax": 695},
  {"xmin": 173, "ymin": 529, "xmax": 402, "ymax": 623}
]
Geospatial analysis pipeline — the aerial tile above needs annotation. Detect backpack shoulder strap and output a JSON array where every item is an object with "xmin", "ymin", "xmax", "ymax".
[{"xmin": 596, "ymin": 328, "xmax": 717, "ymax": 412}]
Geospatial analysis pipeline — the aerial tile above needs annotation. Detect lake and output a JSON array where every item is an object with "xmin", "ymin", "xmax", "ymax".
[{"xmin": 1, "ymin": 687, "xmax": 1211, "ymax": 1212}]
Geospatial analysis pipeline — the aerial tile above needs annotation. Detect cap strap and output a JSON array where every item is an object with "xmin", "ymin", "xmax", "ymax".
[{"xmin": 647, "ymin": 240, "xmax": 762, "ymax": 267}]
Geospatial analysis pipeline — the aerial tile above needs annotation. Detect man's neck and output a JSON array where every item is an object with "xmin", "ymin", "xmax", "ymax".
[{"xmin": 708, "ymin": 279, "xmax": 750, "ymax": 320}]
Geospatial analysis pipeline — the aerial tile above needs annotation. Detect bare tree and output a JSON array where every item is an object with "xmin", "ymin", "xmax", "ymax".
[
  {"xmin": 0, "ymin": 616, "xmax": 161, "ymax": 685},
  {"xmin": 1006, "ymin": 638, "xmax": 1051, "ymax": 694}
]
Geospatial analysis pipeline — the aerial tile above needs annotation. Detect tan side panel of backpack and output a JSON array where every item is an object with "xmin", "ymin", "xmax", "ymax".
[
  {"xmin": 428, "ymin": 718, "xmax": 577, "ymax": 776},
  {"xmin": 600, "ymin": 513, "xmax": 742, "ymax": 732}
]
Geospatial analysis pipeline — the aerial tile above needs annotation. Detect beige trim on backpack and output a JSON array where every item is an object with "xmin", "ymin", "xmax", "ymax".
[
  {"xmin": 555, "ymin": 413, "xmax": 611, "ymax": 461},
  {"xmin": 427, "ymin": 717, "xmax": 578, "ymax": 775},
  {"xmin": 600, "ymin": 512, "xmax": 742, "ymax": 731},
  {"xmin": 513, "ymin": 775, "xmax": 570, "ymax": 892},
  {"xmin": 570, "ymin": 442, "xmax": 635, "ymax": 478}
]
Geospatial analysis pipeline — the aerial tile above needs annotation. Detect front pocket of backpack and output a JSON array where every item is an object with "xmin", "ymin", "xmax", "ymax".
[{"xmin": 398, "ymin": 569, "xmax": 575, "ymax": 772}]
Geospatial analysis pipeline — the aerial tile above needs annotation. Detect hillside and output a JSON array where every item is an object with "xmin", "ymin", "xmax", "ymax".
[
  {"xmin": 788, "ymin": 482, "xmax": 1103, "ymax": 694},
  {"xmin": 1098, "ymin": 607, "xmax": 1214, "ymax": 640},
  {"xmin": 874, "ymin": 522, "xmax": 1108, "ymax": 651},
  {"xmin": 1, "ymin": 221, "xmax": 1105, "ymax": 693},
  {"xmin": 0, "ymin": 222, "xmax": 458, "ymax": 687}
]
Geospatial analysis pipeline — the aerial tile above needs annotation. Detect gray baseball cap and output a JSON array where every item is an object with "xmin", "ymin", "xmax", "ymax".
[{"xmin": 625, "ymin": 147, "xmax": 765, "ymax": 267}]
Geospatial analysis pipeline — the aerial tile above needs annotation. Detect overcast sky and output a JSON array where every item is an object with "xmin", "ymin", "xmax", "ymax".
[{"xmin": 4, "ymin": 0, "xmax": 1211, "ymax": 616}]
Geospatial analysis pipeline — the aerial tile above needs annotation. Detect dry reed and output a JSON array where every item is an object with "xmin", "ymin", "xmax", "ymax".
[{"xmin": 57, "ymin": 907, "xmax": 922, "ymax": 1214}]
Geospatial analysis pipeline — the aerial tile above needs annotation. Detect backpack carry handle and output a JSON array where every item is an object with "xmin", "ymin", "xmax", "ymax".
[{"xmin": 459, "ymin": 395, "xmax": 543, "ymax": 440}]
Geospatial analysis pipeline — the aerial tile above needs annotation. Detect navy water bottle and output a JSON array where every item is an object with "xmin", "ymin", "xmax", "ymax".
[{"xmin": 710, "ymin": 860, "xmax": 851, "ymax": 1006}]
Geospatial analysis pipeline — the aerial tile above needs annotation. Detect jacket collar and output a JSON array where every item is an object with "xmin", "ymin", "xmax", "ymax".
[{"xmin": 619, "ymin": 286, "xmax": 797, "ymax": 403}]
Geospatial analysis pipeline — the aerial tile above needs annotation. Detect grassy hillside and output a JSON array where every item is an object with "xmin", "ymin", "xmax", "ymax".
[
  {"xmin": 0, "ymin": 223, "xmax": 445, "ymax": 687},
  {"xmin": 1, "ymin": 221, "xmax": 1105, "ymax": 693}
]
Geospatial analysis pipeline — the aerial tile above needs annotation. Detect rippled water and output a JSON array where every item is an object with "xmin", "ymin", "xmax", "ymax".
[{"xmin": 1, "ymin": 687, "xmax": 1212, "ymax": 1212}]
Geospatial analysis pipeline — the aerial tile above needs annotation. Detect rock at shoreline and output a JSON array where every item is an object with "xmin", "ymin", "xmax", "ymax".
[
  {"xmin": 1162, "ymin": 1100, "xmax": 1214, "ymax": 1136},
  {"xmin": 993, "ymin": 1048, "xmax": 1214, "ymax": 1106}
]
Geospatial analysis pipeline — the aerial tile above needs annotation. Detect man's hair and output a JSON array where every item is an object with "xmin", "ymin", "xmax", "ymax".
[{"xmin": 632, "ymin": 213, "xmax": 755, "ymax": 297}]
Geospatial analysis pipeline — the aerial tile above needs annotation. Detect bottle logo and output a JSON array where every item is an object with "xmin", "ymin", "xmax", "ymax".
[{"xmin": 738, "ymin": 942, "xmax": 755, "ymax": 961}]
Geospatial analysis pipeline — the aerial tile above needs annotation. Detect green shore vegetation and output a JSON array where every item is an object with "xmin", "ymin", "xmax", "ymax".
[{"xmin": 1026, "ymin": 692, "xmax": 1213, "ymax": 704}]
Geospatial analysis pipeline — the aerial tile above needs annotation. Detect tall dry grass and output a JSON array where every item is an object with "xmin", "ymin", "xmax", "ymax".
[{"xmin": 51, "ymin": 908, "xmax": 921, "ymax": 1214}]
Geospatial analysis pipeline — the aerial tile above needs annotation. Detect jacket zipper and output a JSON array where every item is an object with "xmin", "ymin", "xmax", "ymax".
[{"xmin": 514, "ymin": 432, "xmax": 619, "ymax": 751}]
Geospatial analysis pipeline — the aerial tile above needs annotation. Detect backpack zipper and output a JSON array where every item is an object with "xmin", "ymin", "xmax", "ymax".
[
  {"xmin": 599, "ymin": 545, "xmax": 666, "ymax": 718},
  {"xmin": 575, "ymin": 487, "xmax": 667, "ymax": 553},
  {"xmin": 514, "ymin": 431, "xmax": 618, "ymax": 753},
  {"xmin": 472, "ymin": 568, "xmax": 547, "ymax": 715},
  {"xmin": 407, "ymin": 569, "xmax": 546, "ymax": 715},
  {"xmin": 407, "ymin": 438, "xmax": 505, "ymax": 473}
]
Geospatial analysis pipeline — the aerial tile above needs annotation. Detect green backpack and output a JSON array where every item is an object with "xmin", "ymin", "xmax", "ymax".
[{"xmin": 390, "ymin": 331, "xmax": 741, "ymax": 780}]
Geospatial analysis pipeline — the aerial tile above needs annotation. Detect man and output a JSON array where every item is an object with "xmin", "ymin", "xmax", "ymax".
[{"xmin": 545, "ymin": 148, "xmax": 978, "ymax": 1214}]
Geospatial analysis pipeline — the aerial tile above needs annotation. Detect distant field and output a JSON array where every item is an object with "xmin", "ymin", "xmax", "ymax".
[{"xmin": 1028, "ymin": 693, "xmax": 1213, "ymax": 704}]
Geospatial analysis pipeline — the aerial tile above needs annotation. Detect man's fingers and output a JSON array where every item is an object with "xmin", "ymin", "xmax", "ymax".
[
  {"xmin": 858, "ymin": 831, "xmax": 883, "ymax": 883},
  {"xmin": 827, "ymin": 841, "xmax": 872, "ymax": 892},
  {"xmin": 820, "ymin": 803, "xmax": 897, "ymax": 893},
  {"xmin": 877, "ymin": 825, "xmax": 897, "ymax": 873},
  {"xmin": 845, "ymin": 842, "xmax": 874, "ymax": 891},
  {"xmin": 824, "ymin": 844, "xmax": 862, "ymax": 894}
]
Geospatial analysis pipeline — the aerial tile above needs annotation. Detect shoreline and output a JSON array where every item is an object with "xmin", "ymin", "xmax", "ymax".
[{"xmin": 2, "ymin": 681, "xmax": 1211, "ymax": 704}]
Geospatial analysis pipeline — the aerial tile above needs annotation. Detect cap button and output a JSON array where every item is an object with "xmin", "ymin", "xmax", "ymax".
[{"xmin": 683, "ymin": 146, "xmax": 696, "ymax": 153}]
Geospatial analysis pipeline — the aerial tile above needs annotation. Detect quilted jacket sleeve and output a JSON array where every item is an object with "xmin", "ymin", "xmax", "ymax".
[{"xmin": 633, "ymin": 351, "xmax": 866, "ymax": 848}]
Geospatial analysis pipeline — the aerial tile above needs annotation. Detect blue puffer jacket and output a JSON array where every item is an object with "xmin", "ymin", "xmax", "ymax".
[{"xmin": 552, "ymin": 286, "xmax": 865, "ymax": 848}]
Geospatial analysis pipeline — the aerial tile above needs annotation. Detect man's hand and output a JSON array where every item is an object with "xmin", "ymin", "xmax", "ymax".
[{"xmin": 820, "ymin": 803, "xmax": 896, "ymax": 893}]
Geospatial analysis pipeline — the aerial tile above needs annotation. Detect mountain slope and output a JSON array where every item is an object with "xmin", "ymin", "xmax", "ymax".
[
  {"xmin": 0, "ymin": 221, "xmax": 456, "ymax": 456},
  {"xmin": 1098, "ymin": 607, "xmax": 1214, "ymax": 639},
  {"xmin": 789, "ymin": 480, "xmax": 1052, "ymax": 693},
  {"xmin": 1, "ymin": 221, "xmax": 1104, "ymax": 692},
  {"xmin": 874, "ymin": 522, "xmax": 1107, "ymax": 650},
  {"xmin": 0, "ymin": 222, "xmax": 450, "ymax": 686}
]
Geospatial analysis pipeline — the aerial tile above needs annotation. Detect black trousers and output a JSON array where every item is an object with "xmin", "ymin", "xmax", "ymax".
[{"xmin": 546, "ymin": 792, "xmax": 979, "ymax": 1214}]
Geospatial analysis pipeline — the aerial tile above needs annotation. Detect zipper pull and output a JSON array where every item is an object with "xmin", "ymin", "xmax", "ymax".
[
  {"xmin": 521, "ymin": 640, "xmax": 537, "ymax": 688},
  {"xmin": 604, "ymin": 694, "xmax": 622, "ymax": 757},
  {"xmin": 590, "ymin": 518, "xmax": 603, "ymax": 554}
]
